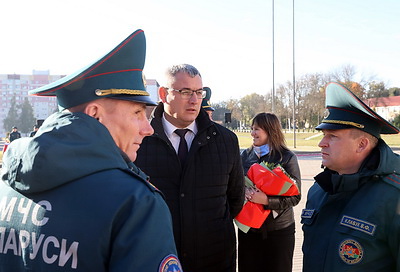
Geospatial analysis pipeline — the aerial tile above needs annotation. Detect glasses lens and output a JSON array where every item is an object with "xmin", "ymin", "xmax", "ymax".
[
  {"xmin": 177, "ymin": 89, "xmax": 205, "ymax": 99},
  {"xmin": 180, "ymin": 90, "xmax": 192, "ymax": 99},
  {"xmin": 194, "ymin": 90, "xmax": 204, "ymax": 99}
]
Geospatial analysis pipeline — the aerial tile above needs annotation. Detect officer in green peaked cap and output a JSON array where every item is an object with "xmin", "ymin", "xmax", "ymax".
[
  {"xmin": 0, "ymin": 29, "xmax": 182, "ymax": 271},
  {"xmin": 201, "ymin": 87, "xmax": 215, "ymax": 111},
  {"xmin": 303, "ymin": 82, "xmax": 400, "ymax": 272},
  {"xmin": 29, "ymin": 29, "xmax": 156, "ymax": 109},
  {"xmin": 202, "ymin": 87, "xmax": 215, "ymax": 120},
  {"xmin": 316, "ymin": 82, "xmax": 399, "ymax": 138}
]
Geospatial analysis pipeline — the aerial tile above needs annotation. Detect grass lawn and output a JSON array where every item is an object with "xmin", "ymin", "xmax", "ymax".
[
  {"xmin": 236, "ymin": 131, "xmax": 323, "ymax": 151},
  {"xmin": 236, "ymin": 131, "xmax": 400, "ymax": 152},
  {"xmin": 1, "ymin": 132, "xmax": 400, "ymax": 162}
]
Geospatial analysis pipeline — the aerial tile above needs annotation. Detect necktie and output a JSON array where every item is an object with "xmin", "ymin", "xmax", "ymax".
[{"xmin": 175, "ymin": 129, "xmax": 190, "ymax": 165}]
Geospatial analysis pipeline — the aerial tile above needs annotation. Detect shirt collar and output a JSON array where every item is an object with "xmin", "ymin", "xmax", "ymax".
[{"xmin": 162, "ymin": 113, "xmax": 197, "ymax": 137}]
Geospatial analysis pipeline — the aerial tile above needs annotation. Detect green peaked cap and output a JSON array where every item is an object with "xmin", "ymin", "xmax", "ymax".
[
  {"xmin": 29, "ymin": 29, "xmax": 156, "ymax": 109},
  {"xmin": 201, "ymin": 87, "xmax": 215, "ymax": 111},
  {"xmin": 316, "ymin": 82, "xmax": 399, "ymax": 138}
]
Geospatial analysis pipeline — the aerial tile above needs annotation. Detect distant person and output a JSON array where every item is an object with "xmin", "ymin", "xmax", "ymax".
[
  {"xmin": 302, "ymin": 82, "xmax": 400, "ymax": 271},
  {"xmin": 202, "ymin": 86, "xmax": 215, "ymax": 120},
  {"xmin": 29, "ymin": 124, "xmax": 39, "ymax": 137},
  {"xmin": 2, "ymin": 136, "xmax": 10, "ymax": 153},
  {"xmin": 9, "ymin": 126, "xmax": 21, "ymax": 142},
  {"xmin": 135, "ymin": 64, "xmax": 245, "ymax": 272},
  {"xmin": 239, "ymin": 112, "xmax": 301, "ymax": 272},
  {"xmin": 0, "ymin": 29, "xmax": 182, "ymax": 271}
]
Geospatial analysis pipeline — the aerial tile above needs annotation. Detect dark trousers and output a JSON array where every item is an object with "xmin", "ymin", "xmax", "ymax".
[{"xmin": 238, "ymin": 224, "xmax": 295, "ymax": 272}]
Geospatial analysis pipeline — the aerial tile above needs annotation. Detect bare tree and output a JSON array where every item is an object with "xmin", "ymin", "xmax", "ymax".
[
  {"xmin": 213, "ymin": 64, "xmax": 398, "ymax": 131},
  {"xmin": 331, "ymin": 64, "xmax": 357, "ymax": 83},
  {"xmin": 239, "ymin": 93, "xmax": 268, "ymax": 126}
]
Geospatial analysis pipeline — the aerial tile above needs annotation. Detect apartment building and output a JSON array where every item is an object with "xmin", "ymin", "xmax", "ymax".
[
  {"xmin": 365, "ymin": 96, "xmax": 400, "ymax": 122},
  {"xmin": 0, "ymin": 70, "xmax": 62, "ymax": 137},
  {"xmin": 0, "ymin": 71, "xmax": 160, "ymax": 137}
]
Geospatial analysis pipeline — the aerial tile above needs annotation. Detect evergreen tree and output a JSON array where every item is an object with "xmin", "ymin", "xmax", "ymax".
[
  {"xmin": 3, "ymin": 95, "xmax": 19, "ymax": 133},
  {"xmin": 18, "ymin": 97, "xmax": 37, "ymax": 134},
  {"xmin": 393, "ymin": 114, "xmax": 400, "ymax": 129}
]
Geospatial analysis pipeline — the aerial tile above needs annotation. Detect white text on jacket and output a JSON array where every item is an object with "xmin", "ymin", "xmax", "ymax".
[{"xmin": 0, "ymin": 196, "xmax": 79, "ymax": 269}]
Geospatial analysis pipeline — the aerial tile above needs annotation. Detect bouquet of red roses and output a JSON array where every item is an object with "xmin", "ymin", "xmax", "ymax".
[{"xmin": 235, "ymin": 162, "xmax": 299, "ymax": 232}]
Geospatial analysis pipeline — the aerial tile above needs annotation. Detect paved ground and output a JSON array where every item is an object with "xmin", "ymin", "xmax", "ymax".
[{"xmin": 292, "ymin": 152, "xmax": 322, "ymax": 272}]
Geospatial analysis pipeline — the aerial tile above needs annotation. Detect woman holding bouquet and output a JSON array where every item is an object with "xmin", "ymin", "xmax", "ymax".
[{"xmin": 238, "ymin": 112, "xmax": 301, "ymax": 272}]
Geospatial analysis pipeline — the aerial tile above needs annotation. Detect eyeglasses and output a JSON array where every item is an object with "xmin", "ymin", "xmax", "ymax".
[{"xmin": 168, "ymin": 88, "xmax": 206, "ymax": 100}]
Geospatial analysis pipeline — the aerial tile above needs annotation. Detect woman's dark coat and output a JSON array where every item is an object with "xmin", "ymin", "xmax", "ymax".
[{"xmin": 241, "ymin": 146, "xmax": 301, "ymax": 232}]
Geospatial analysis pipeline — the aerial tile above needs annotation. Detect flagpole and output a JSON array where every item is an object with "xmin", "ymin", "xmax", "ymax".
[
  {"xmin": 272, "ymin": 0, "xmax": 275, "ymax": 113},
  {"xmin": 292, "ymin": 0, "xmax": 296, "ymax": 148}
]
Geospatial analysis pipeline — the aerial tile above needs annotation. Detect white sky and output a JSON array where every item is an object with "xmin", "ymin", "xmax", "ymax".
[{"xmin": 1, "ymin": 0, "xmax": 399, "ymax": 102}]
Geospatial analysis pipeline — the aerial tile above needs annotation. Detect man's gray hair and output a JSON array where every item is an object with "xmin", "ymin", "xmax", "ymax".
[{"xmin": 163, "ymin": 64, "xmax": 201, "ymax": 87}]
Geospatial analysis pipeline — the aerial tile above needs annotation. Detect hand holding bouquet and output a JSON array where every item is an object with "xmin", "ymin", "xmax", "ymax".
[{"xmin": 235, "ymin": 162, "xmax": 299, "ymax": 232}]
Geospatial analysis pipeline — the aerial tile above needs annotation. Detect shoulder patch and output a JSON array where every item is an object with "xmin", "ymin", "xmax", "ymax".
[
  {"xmin": 382, "ymin": 173, "xmax": 400, "ymax": 190},
  {"xmin": 339, "ymin": 239, "xmax": 364, "ymax": 265},
  {"xmin": 159, "ymin": 254, "xmax": 183, "ymax": 272},
  {"xmin": 301, "ymin": 209, "xmax": 315, "ymax": 219}
]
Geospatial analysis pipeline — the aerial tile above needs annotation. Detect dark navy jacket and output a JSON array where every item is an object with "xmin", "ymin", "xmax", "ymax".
[
  {"xmin": 0, "ymin": 111, "xmax": 179, "ymax": 271},
  {"xmin": 302, "ymin": 139, "xmax": 400, "ymax": 271}
]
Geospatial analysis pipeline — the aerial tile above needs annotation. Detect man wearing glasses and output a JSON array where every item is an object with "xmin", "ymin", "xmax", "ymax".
[{"xmin": 136, "ymin": 64, "xmax": 245, "ymax": 272}]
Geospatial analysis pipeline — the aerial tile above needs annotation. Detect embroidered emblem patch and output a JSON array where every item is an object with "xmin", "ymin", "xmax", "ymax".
[
  {"xmin": 159, "ymin": 254, "xmax": 183, "ymax": 272},
  {"xmin": 340, "ymin": 215, "xmax": 376, "ymax": 236},
  {"xmin": 339, "ymin": 239, "xmax": 364, "ymax": 265},
  {"xmin": 301, "ymin": 209, "xmax": 314, "ymax": 219}
]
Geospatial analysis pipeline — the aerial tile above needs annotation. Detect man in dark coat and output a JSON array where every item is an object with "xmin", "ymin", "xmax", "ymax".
[
  {"xmin": 9, "ymin": 126, "xmax": 21, "ymax": 142},
  {"xmin": 136, "ymin": 64, "xmax": 245, "ymax": 272},
  {"xmin": 29, "ymin": 124, "xmax": 39, "ymax": 137}
]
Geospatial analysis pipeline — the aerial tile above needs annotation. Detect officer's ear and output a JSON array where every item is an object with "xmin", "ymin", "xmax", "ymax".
[
  {"xmin": 356, "ymin": 137, "xmax": 369, "ymax": 153},
  {"xmin": 84, "ymin": 101, "xmax": 104, "ymax": 121}
]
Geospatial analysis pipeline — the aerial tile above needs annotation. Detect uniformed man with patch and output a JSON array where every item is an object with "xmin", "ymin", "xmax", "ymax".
[
  {"xmin": 0, "ymin": 29, "xmax": 182, "ymax": 272},
  {"xmin": 201, "ymin": 87, "xmax": 215, "ymax": 120},
  {"xmin": 301, "ymin": 82, "xmax": 400, "ymax": 271}
]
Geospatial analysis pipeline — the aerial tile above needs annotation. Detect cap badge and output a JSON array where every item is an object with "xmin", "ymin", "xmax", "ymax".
[{"xmin": 323, "ymin": 109, "xmax": 330, "ymax": 119}]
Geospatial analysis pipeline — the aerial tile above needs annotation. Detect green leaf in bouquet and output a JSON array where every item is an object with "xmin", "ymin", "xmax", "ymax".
[
  {"xmin": 234, "ymin": 219, "xmax": 251, "ymax": 233},
  {"xmin": 245, "ymin": 176, "xmax": 256, "ymax": 188},
  {"xmin": 275, "ymin": 165, "xmax": 297, "ymax": 185},
  {"xmin": 258, "ymin": 161, "xmax": 279, "ymax": 177}
]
